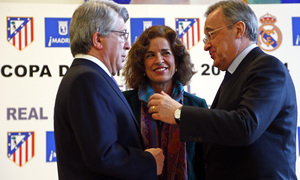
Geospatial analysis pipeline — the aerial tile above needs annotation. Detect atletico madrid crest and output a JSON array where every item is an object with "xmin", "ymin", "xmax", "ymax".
[
  {"xmin": 7, "ymin": 132, "xmax": 35, "ymax": 167},
  {"xmin": 176, "ymin": 18, "xmax": 200, "ymax": 50},
  {"xmin": 7, "ymin": 17, "xmax": 34, "ymax": 51}
]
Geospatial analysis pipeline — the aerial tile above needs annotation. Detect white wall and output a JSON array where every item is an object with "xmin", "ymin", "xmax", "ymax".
[{"xmin": 0, "ymin": 2, "xmax": 299, "ymax": 179}]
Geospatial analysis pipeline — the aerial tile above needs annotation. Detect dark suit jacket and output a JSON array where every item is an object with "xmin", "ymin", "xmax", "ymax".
[
  {"xmin": 180, "ymin": 47, "xmax": 297, "ymax": 179},
  {"xmin": 123, "ymin": 89, "xmax": 207, "ymax": 180},
  {"xmin": 54, "ymin": 59, "xmax": 157, "ymax": 180}
]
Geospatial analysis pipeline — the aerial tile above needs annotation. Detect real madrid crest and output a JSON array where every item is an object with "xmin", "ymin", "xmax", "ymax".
[{"xmin": 258, "ymin": 13, "xmax": 282, "ymax": 52}]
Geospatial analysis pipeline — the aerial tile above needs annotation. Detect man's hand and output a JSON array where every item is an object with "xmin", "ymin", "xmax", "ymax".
[
  {"xmin": 148, "ymin": 91, "xmax": 182, "ymax": 124},
  {"xmin": 145, "ymin": 148, "xmax": 164, "ymax": 175}
]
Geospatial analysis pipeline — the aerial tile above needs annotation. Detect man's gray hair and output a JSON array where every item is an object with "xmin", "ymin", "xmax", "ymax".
[
  {"xmin": 69, "ymin": 0, "xmax": 129, "ymax": 56},
  {"xmin": 205, "ymin": 0, "xmax": 258, "ymax": 42}
]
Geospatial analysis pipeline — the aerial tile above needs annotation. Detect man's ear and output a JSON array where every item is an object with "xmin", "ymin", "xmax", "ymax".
[
  {"xmin": 92, "ymin": 32, "xmax": 103, "ymax": 50},
  {"xmin": 235, "ymin": 21, "xmax": 246, "ymax": 39}
]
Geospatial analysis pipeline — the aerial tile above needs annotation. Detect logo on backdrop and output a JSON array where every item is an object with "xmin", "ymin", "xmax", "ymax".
[
  {"xmin": 130, "ymin": 18, "xmax": 165, "ymax": 45},
  {"xmin": 7, "ymin": 107, "xmax": 48, "ymax": 120},
  {"xmin": 7, "ymin": 17, "xmax": 34, "ymax": 51},
  {"xmin": 292, "ymin": 17, "xmax": 300, "ymax": 46},
  {"xmin": 45, "ymin": 18, "xmax": 71, "ymax": 47},
  {"xmin": 258, "ymin": 13, "xmax": 282, "ymax": 51},
  {"xmin": 46, "ymin": 131, "xmax": 57, "ymax": 162},
  {"xmin": 176, "ymin": 18, "xmax": 200, "ymax": 50},
  {"xmin": 7, "ymin": 132, "xmax": 35, "ymax": 167}
]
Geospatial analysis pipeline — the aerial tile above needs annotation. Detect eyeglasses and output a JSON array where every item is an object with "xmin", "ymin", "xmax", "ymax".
[
  {"xmin": 202, "ymin": 24, "xmax": 233, "ymax": 44},
  {"xmin": 110, "ymin": 30, "xmax": 129, "ymax": 40}
]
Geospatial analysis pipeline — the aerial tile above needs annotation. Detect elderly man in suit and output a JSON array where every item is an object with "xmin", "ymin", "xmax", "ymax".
[
  {"xmin": 148, "ymin": 1, "xmax": 297, "ymax": 179},
  {"xmin": 54, "ymin": 1, "xmax": 164, "ymax": 179}
]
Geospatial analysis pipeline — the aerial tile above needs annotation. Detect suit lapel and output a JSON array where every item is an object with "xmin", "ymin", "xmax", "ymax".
[
  {"xmin": 211, "ymin": 85, "xmax": 222, "ymax": 108},
  {"xmin": 71, "ymin": 59, "xmax": 140, "ymax": 128},
  {"xmin": 211, "ymin": 47, "xmax": 264, "ymax": 109}
]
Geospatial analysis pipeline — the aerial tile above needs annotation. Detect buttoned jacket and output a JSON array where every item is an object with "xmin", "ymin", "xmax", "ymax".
[
  {"xmin": 54, "ymin": 59, "xmax": 157, "ymax": 180},
  {"xmin": 180, "ymin": 47, "xmax": 297, "ymax": 179}
]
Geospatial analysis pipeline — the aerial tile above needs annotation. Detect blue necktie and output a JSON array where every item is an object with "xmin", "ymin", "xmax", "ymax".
[{"xmin": 223, "ymin": 71, "xmax": 231, "ymax": 83}]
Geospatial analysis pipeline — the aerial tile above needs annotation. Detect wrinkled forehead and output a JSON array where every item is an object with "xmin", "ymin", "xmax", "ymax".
[{"xmin": 204, "ymin": 9, "xmax": 226, "ymax": 33}]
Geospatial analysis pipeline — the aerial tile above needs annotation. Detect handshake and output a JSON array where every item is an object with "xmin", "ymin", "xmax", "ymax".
[{"xmin": 145, "ymin": 148, "xmax": 165, "ymax": 175}]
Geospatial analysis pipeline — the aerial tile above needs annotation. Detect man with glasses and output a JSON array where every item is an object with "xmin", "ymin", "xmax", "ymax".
[
  {"xmin": 148, "ymin": 1, "xmax": 297, "ymax": 179},
  {"xmin": 54, "ymin": 1, "xmax": 164, "ymax": 179}
]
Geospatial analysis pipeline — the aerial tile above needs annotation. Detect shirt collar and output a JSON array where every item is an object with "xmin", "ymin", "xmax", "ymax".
[
  {"xmin": 74, "ymin": 54, "xmax": 112, "ymax": 77},
  {"xmin": 227, "ymin": 43, "xmax": 257, "ymax": 74}
]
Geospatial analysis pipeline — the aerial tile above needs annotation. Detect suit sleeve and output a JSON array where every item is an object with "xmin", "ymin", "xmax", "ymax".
[
  {"xmin": 180, "ymin": 55, "xmax": 296, "ymax": 147},
  {"xmin": 68, "ymin": 72, "xmax": 156, "ymax": 179}
]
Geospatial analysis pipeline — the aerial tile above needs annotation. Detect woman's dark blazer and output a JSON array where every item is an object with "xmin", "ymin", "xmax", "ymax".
[{"xmin": 123, "ymin": 89, "xmax": 208, "ymax": 180}]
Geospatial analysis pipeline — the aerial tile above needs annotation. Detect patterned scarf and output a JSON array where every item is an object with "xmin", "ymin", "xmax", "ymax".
[{"xmin": 138, "ymin": 80, "xmax": 187, "ymax": 180}]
